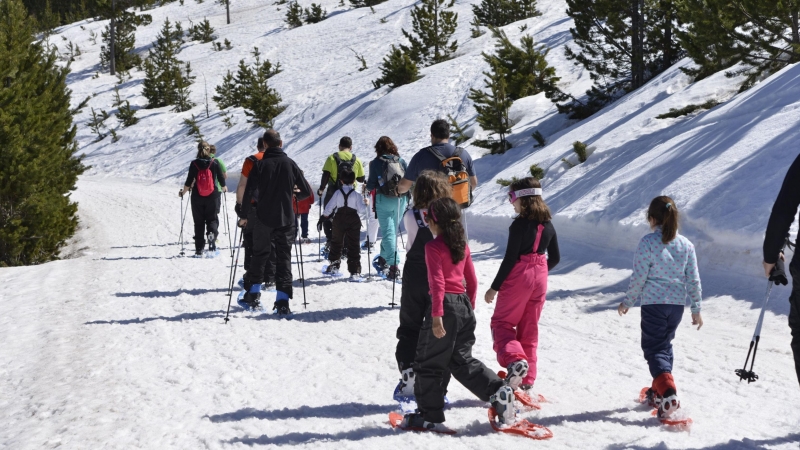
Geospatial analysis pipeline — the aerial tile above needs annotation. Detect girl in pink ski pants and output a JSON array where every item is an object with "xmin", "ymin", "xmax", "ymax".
[{"xmin": 485, "ymin": 177, "xmax": 560, "ymax": 388}]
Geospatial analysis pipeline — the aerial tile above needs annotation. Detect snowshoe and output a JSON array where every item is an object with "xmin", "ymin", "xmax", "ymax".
[
  {"xmin": 237, "ymin": 289, "xmax": 263, "ymax": 312},
  {"xmin": 389, "ymin": 412, "xmax": 456, "ymax": 435},
  {"xmin": 497, "ymin": 370, "xmax": 546, "ymax": 410},
  {"xmin": 385, "ymin": 265, "xmax": 401, "ymax": 282},
  {"xmin": 323, "ymin": 260, "xmax": 344, "ymax": 277},
  {"xmin": 504, "ymin": 360, "xmax": 529, "ymax": 390},
  {"xmin": 349, "ymin": 274, "xmax": 364, "ymax": 283},
  {"xmin": 393, "ymin": 369, "xmax": 416, "ymax": 412},
  {"xmin": 237, "ymin": 278, "xmax": 245, "ymax": 290},
  {"xmin": 320, "ymin": 243, "xmax": 330, "ymax": 259},
  {"xmin": 301, "ymin": 237, "xmax": 311, "ymax": 244},
  {"xmin": 637, "ymin": 387, "xmax": 692, "ymax": 429},
  {"xmin": 488, "ymin": 408, "xmax": 553, "ymax": 440},
  {"xmin": 193, "ymin": 250, "xmax": 203, "ymax": 258}
]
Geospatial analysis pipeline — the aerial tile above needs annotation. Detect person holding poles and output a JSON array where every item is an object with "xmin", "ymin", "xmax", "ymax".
[
  {"xmin": 179, "ymin": 141, "xmax": 227, "ymax": 256},
  {"xmin": 237, "ymin": 129, "xmax": 312, "ymax": 317},
  {"xmin": 762, "ymin": 152, "xmax": 800, "ymax": 387},
  {"xmin": 317, "ymin": 137, "xmax": 366, "ymax": 256}
]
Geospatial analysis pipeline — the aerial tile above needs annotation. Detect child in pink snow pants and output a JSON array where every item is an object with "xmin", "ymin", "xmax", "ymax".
[{"xmin": 485, "ymin": 177, "xmax": 560, "ymax": 391}]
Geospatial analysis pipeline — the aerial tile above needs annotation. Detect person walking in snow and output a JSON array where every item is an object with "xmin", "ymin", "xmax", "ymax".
[
  {"xmin": 293, "ymin": 183, "xmax": 314, "ymax": 244},
  {"xmin": 209, "ymin": 144, "xmax": 227, "ymax": 214},
  {"xmin": 235, "ymin": 137, "xmax": 277, "ymax": 289},
  {"xmin": 179, "ymin": 141, "xmax": 227, "ymax": 256},
  {"xmin": 394, "ymin": 170, "xmax": 452, "ymax": 399},
  {"xmin": 317, "ymin": 137, "xmax": 366, "ymax": 256},
  {"xmin": 366, "ymin": 136, "xmax": 408, "ymax": 280},
  {"xmin": 404, "ymin": 197, "xmax": 516, "ymax": 432},
  {"xmin": 618, "ymin": 196, "xmax": 703, "ymax": 420},
  {"xmin": 237, "ymin": 129, "xmax": 312, "ymax": 316},
  {"xmin": 484, "ymin": 177, "xmax": 560, "ymax": 394},
  {"xmin": 762, "ymin": 152, "xmax": 800, "ymax": 387},
  {"xmin": 319, "ymin": 168, "xmax": 366, "ymax": 281}
]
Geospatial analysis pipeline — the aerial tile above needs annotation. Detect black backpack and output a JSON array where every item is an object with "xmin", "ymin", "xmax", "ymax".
[
  {"xmin": 379, "ymin": 155, "xmax": 405, "ymax": 197},
  {"xmin": 331, "ymin": 153, "xmax": 356, "ymax": 188}
]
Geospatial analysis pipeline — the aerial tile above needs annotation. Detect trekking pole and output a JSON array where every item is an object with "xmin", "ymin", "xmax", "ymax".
[
  {"xmin": 294, "ymin": 197, "xmax": 308, "ymax": 309},
  {"xmin": 223, "ymin": 192, "xmax": 234, "ymax": 257},
  {"xmin": 224, "ymin": 228, "xmax": 245, "ymax": 324},
  {"xmin": 735, "ymin": 236, "xmax": 791, "ymax": 382},
  {"xmin": 365, "ymin": 208, "xmax": 372, "ymax": 279},
  {"xmin": 178, "ymin": 193, "xmax": 190, "ymax": 257},
  {"xmin": 226, "ymin": 225, "xmax": 239, "ymax": 296},
  {"xmin": 389, "ymin": 197, "xmax": 400, "ymax": 308},
  {"xmin": 318, "ymin": 195, "xmax": 323, "ymax": 262}
]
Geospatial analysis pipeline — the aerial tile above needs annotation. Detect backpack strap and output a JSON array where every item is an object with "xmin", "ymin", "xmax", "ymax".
[
  {"xmin": 454, "ymin": 147, "xmax": 463, "ymax": 157},
  {"xmin": 425, "ymin": 146, "xmax": 446, "ymax": 162},
  {"xmin": 412, "ymin": 208, "xmax": 428, "ymax": 229}
]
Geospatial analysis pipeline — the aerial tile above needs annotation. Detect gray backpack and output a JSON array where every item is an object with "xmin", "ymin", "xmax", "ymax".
[{"xmin": 379, "ymin": 155, "xmax": 405, "ymax": 197}]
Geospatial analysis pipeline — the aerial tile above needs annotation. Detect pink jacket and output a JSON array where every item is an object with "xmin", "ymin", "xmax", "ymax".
[{"xmin": 425, "ymin": 237, "xmax": 477, "ymax": 317}]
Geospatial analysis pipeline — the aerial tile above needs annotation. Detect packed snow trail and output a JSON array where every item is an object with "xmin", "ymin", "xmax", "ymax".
[{"xmin": 1, "ymin": 177, "xmax": 799, "ymax": 449}]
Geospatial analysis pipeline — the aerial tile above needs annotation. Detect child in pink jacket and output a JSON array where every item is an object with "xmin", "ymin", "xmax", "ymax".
[{"xmin": 485, "ymin": 177, "xmax": 560, "ymax": 392}]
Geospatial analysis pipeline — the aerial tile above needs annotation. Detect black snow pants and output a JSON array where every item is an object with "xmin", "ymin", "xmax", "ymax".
[
  {"xmin": 329, "ymin": 208, "xmax": 361, "ymax": 275},
  {"xmin": 414, "ymin": 293, "xmax": 504, "ymax": 423},
  {"xmin": 243, "ymin": 207, "xmax": 276, "ymax": 283},
  {"xmin": 789, "ymin": 257, "xmax": 800, "ymax": 387},
  {"xmin": 396, "ymin": 225, "xmax": 434, "ymax": 371},
  {"xmin": 191, "ymin": 193, "xmax": 219, "ymax": 252},
  {"xmin": 244, "ymin": 215, "xmax": 295, "ymax": 298}
]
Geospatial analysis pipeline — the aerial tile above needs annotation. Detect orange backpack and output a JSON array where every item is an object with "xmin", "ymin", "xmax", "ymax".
[{"xmin": 427, "ymin": 147, "xmax": 471, "ymax": 207}]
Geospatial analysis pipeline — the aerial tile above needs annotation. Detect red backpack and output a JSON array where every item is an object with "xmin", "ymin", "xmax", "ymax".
[{"xmin": 194, "ymin": 160, "xmax": 216, "ymax": 197}]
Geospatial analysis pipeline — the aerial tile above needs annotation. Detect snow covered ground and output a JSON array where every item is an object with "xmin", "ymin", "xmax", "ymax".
[
  {"xmin": 3, "ymin": 0, "xmax": 800, "ymax": 447},
  {"xmin": 1, "ymin": 179, "xmax": 799, "ymax": 448}
]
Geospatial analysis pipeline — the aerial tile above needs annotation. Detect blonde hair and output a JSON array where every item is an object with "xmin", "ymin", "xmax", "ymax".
[{"xmin": 196, "ymin": 141, "xmax": 212, "ymax": 159}]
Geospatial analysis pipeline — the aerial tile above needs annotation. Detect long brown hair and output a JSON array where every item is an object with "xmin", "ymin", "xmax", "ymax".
[
  {"xmin": 647, "ymin": 196, "xmax": 679, "ymax": 244},
  {"xmin": 428, "ymin": 197, "xmax": 466, "ymax": 263},
  {"xmin": 510, "ymin": 177, "xmax": 551, "ymax": 222},
  {"xmin": 413, "ymin": 170, "xmax": 452, "ymax": 210},
  {"xmin": 375, "ymin": 136, "xmax": 399, "ymax": 156}
]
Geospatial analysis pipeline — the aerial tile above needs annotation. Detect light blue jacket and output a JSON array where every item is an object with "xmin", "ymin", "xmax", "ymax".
[{"xmin": 624, "ymin": 228, "xmax": 702, "ymax": 313}]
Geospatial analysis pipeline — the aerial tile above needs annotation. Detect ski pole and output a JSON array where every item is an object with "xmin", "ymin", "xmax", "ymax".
[
  {"xmin": 318, "ymin": 194, "xmax": 323, "ymax": 262},
  {"xmin": 293, "ymin": 197, "xmax": 308, "ymax": 308},
  {"xmin": 223, "ymin": 192, "xmax": 233, "ymax": 257},
  {"xmin": 365, "ymin": 207, "xmax": 371, "ymax": 279},
  {"xmin": 224, "ymin": 228, "xmax": 244, "ymax": 324},
  {"xmin": 179, "ymin": 193, "xmax": 190, "ymax": 257},
  {"xmin": 226, "ymin": 225, "xmax": 239, "ymax": 296},
  {"xmin": 389, "ymin": 197, "xmax": 400, "ymax": 308},
  {"xmin": 735, "ymin": 236, "xmax": 791, "ymax": 382}
]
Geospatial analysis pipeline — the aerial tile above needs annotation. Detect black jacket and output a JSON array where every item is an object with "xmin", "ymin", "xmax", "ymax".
[
  {"xmin": 241, "ymin": 147, "xmax": 312, "ymax": 228},
  {"xmin": 764, "ymin": 152, "xmax": 800, "ymax": 264},
  {"xmin": 184, "ymin": 158, "xmax": 225, "ymax": 198}
]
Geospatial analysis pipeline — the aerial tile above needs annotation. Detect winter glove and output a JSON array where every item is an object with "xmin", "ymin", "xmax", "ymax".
[
  {"xmin": 316, "ymin": 217, "xmax": 325, "ymax": 232},
  {"xmin": 317, "ymin": 188, "xmax": 324, "ymax": 197},
  {"xmin": 770, "ymin": 259, "xmax": 789, "ymax": 286},
  {"xmin": 234, "ymin": 203, "xmax": 243, "ymax": 218}
]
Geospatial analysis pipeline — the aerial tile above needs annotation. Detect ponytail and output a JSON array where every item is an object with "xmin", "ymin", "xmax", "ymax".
[
  {"xmin": 428, "ymin": 197, "xmax": 466, "ymax": 263},
  {"xmin": 647, "ymin": 196, "xmax": 679, "ymax": 244}
]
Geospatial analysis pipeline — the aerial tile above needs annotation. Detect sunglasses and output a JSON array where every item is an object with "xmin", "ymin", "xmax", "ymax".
[{"xmin": 508, "ymin": 188, "xmax": 543, "ymax": 204}]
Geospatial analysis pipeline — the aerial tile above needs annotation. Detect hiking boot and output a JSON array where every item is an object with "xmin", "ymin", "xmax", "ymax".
[
  {"xmin": 386, "ymin": 265, "xmax": 400, "ymax": 281},
  {"xmin": 273, "ymin": 299, "xmax": 292, "ymax": 317},
  {"xmin": 505, "ymin": 360, "xmax": 529, "ymax": 390},
  {"xmin": 349, "ymin": 274, "xmax": 363, "ymax": 283},
  {"xmin": 325, "ymin": 260, "xmax": 341, "ymax": 275},
  {"xmin": 206, "ymin": 232, "xmax": 216, "ymax": 251},
  {"xmin": 658, "ymin": 389, "xmax": 680, "ymax": 419},
  {"xmin": 241, "ymin": 284, "xmax": 261, "ymax": 310},
  {"xmin": 401, "ymin": 413, "xmax": 455, "ymax": 434},
  {"xmin": 643, "ymin": 387, "xmax": 660, "ymax": 409},
  {"xmin": 491, "ymin": 385, "xmax": 516, "ymax": 426},
  {"xmin": 397, "ymin": 368, "xmax": 415, "ymax": 397},
  {"xmin": 194, "ymin": 250, "xmax": 203, "ymax": 257}
]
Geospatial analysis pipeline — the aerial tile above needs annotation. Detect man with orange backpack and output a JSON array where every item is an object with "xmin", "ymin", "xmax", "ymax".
[
  {"xmin": 179, "ymin": 141, "xmax": 227, "ymax": 257},
  {"xmin": 397, "ymin": 119, "xmax": 477, "ymax": 213}
]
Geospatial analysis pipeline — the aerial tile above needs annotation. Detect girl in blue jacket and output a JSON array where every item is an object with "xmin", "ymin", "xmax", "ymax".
[{"xmin": 618, "ymin": 196, "xmax": 704, "ymax": 419}]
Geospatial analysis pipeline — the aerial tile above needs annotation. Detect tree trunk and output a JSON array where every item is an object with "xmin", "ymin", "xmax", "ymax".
[
  {"xmin": 631, "ymin": 0, "xmax": 641, "ymax": 89},
  {"xmin": 110, "ymin": 0, "xmax": 116, "ymax": 76},
  {"xmin": 226, "ymin": 0, "xmax": 231, "ymax": 25},
  {"xmin": 663, "ymin": 0, "xmax": 672, "ymax": 71},
  {"xmin": 792, "ymin": 6, "xmax": 799, "ymax": 62},
  {"xmin": 434, "ymin": 0, "xmax": 439, "ymax": 62}
]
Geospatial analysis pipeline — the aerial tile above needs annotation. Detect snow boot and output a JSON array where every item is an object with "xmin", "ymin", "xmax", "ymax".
[
  {"xmin": 273, "ymin": 290, "xmax": 292, "ymax": 317},
  {"xmin": 400, "ymin": 413, "xmax": 455, "ymax": 434},
  {"xmin": 321, "ymin": 242, "xmax": 330, "ymax": 259},
  {"xmin": 349, "ymin": 274, "xmax": 363, "ymax": 283},
  {"xmin": 207, "ymin": 232, "xmax": 216, "ymax": 251},
  {"xmin": 505, "ymin": 360, "xmax": 529, "ymax": 390},
  {"xmin": 325, "ymin": 260, "xmax": 341, "ymax": 275},
  {"xmin": 386, "ymin": 265, "xmax": 400, "ymax": 281},
  {"xmin": 241, "ymin": 284, "xmax": 262, "ymax": 310},
  {"xmin": 490, "ymin": 385, "xmax": 516, "ymax": 426},
  {"xmin": 372, "ymin": 256, "xmax": 388, "ymax": 274},
  {"xmin": 396, "ymin": 367, "xmax": 415, "ymax": 397}
]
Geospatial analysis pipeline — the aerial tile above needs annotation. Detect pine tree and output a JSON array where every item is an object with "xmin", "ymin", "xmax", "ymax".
[
  {"xmin": 188, "ymin": 17, "xmax": 215, "ymax": 42},
  {"xmin": 142, "ymin": 18, "xmax": 193, "ymax": 110},
  {"xmin": 0, "ymin": 0, "xmax": 87, "ymax": 266},
  {"xmin": 213, "ymin": 48, "xmax": 285, "ymax": 126},
  {"xmin": 484, "ymin": 27, "xmax": 562, "ymax": 101},
  {"xmin": 113, "ymin": 87, "xmax": 139, "ymax": 127},
  {"xmin": 400, "ymin": 0, "xmax": 458, "ymax": 67},
  {"xmin": 559, "ymin": 0, "xmax": 681, "ymax": 119},
  {"xmin": 100, "ymin": 11, "xmax": 147, "ymax": 72},
  {"xmin": 469, "ymin": 61, "xmax": 513, "ymax": 154},
  {"xmin": 38, "ymin": 0, "xmax": 60, "ymax": 43},
  {"xmin": 349, "ymin": 0, "xmax": 387, "ymax": 7},
  {"xmin": 472, "ymin": 0, "xmax": 540, "ymax": 28},
  {"xmin": 304, "ymin": 3, "xmax": 327, "ymax": 24},
  {"xmin": 678, "ymin": 0, "xmax": 800, "ymax": 90},
  {"xmin": 372, "ymin": 46, "xmax": 420, "ymax": 89},
  {"xmin": 285, "ymin": 2, "xmax": 303, "ymax": 28}
]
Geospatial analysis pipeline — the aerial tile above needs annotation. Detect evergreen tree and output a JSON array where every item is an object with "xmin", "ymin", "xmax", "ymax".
[
  {"xmin": 142, "ymin": 18, "xmax": 194, "ymax": 110},
  {"xmin": 559, "ymin": 0, "xmax": 681, "ymax": 119},
  {"xmin": 677, "ymin": 0, "xmax": 800, "ymax": 90},
  {"xmin": 113, "ymin": 87, "xmax": 139, "ymax": 127},
  {"xmin": 100, "ymin": 10, "xmax": 150, "ymax": 72},
  {"xmin": 0, "ymin": 0, "xmax": 87, "ymax": 266},
  {"xmin": 304, "ymin": 3, "xmax": 327, "ymax": 24},
  {"xmin": 400, "ymin": 0, "xmax": 458, "ymax": 67},
  {"xmin": 349, "ymin": 0, "xmax": 387, "ymax": 7},
  {"xmin": 213, "ymin": 48, "xmax": 284, "ymax": 127},
  {"xmin": 38, "ymin": 0, "xmax": 60, "ymax": 42},
  {"xmin": 285, "ymin": 1, "xmax": 303, "ymax": 28},
  {"xmin": 372, "ymin": 46, "xmax": 420, "ymax": 89},
  {"xmin": 472, "ymin": 0, "xmax": 540, "ymax": 27},
  {"xmin": 188, "ymin": 17, "xmax": 215, "ymax": 42},
  {"xmin": 484, "ymin": 27, "xmax": 562, "ymax": 101},
  {"xmin": 469, "ymin": 61, "xmax": 513, "ymax": 154}
]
